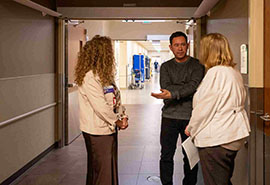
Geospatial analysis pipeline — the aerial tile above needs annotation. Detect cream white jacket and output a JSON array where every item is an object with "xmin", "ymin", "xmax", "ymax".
[
  {"xmin": 78, "ymin": 71, "xmax": 118, "ymax": 135},
  {"xmin": 188, "ymin": 66, "xmax": 251, "ymax": 147}
]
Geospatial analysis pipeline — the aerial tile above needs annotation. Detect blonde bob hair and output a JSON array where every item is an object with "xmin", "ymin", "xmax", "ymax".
[
  {"xmin": 199, "ymin": 33, "xmax": 236, "ymax": 70},
  {"xmin": 75, "ymin": 35, "xmax": 115, "ymax": 87}
]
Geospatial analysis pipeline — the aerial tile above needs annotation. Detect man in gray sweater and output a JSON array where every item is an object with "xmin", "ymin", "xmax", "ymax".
[{"xmin": 151, "ymin": 31, "xmax": 204, "ymax": 185}]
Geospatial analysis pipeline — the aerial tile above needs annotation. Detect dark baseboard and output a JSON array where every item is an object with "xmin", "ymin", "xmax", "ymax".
[{"xmin": 1, "ymin": 142, "xmax": 58, "ymax": 185}]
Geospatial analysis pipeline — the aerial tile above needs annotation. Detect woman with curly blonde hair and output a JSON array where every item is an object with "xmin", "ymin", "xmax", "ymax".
[
  {"xmin": 185, "ymin": 33, "xmax": 250, "ymax": 185},
  {"xmin": 75, "ymin": 35, "xmax": 128, "ymax": 185}
]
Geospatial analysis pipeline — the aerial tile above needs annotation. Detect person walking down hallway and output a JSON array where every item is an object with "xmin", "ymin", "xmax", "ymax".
[
  {"xmin": 151, "ymin": 31, "xmax": 205, "ymax": 185},
  {"xmin": 154, "ymin": 61, "xmax": 159, "ymax": 72},
  {"xmin": 185, "ymin": 33, "xmax": 251, "ymax": 185},
  {"xmin": 74, "ymin": 35, "xmax": 128, "ymax": 185}
]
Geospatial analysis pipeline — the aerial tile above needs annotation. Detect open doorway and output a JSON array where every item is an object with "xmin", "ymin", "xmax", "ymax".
[{"xmin": 63, "ymin": 19, "xmax": 198, "ymax": 184}]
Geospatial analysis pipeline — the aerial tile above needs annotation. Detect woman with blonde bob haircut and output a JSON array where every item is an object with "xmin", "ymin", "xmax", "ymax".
[
  {"xmin": 185, "ymin": 33, "xmax": 250, "ymax": 185},
  {"xmin": 75, "ymin": 35, "xmax": 128, "ymax": 185},
  {"xmin": 199, "ymin": 33, "xmax": 236, "ymax": 70}
]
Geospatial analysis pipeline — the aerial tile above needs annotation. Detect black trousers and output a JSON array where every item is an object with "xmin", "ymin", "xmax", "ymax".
[
  {"xmin": 160, "ymin": 117, "xmax": 198, "ymax": 185},
  {"xmin": 198, "ymin": 146, "xmax": 237, "ymax": 185},
  {"xmin": 82, "ymin": 132, "xmax": 118, "ymax": 185}
]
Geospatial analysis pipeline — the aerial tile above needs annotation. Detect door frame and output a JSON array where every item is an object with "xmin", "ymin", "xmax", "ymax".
[
  {"xmin": 264, "ymin": 0, "xmax": 270, "ymax": 124},
  {"xmin": 56, "ymin": 19, "xmax": 66, "ymax": 148}
]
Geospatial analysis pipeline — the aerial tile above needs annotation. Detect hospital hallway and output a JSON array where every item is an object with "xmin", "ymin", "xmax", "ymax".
[
  {"xmin": 11, "ymin": 73, "xmax": 192, "ymax": 185},
  {"xmin": 1, "ymin": 0, "xmax": 270, "ymax": 185}
]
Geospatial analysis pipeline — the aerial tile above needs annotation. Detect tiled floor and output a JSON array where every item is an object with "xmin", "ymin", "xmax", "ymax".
[
  {"xmin": 116, "ymin": 104, "xmax": 184, "ymax": 185},
  {"xmin": 12, "ymin": 73, "xmax": 203, "ymax": 185}
]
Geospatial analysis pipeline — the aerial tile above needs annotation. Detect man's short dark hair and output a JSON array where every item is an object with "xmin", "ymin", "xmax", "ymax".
[{"xmin": 169, "ymin": 31, "xmax": 188, "ymax": 45}]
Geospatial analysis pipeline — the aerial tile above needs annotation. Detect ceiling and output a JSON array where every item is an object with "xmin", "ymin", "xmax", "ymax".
[
  {"xmin": 56, "ymin": 0, "xmax": 203, "ymax": 7},
  {"xmin": 54, "ymin": 0, "xmax": 205, "ymax": 52},
  {"xmin": 136, "ymin": 40, "xmax": 170, "ymax": 52}
]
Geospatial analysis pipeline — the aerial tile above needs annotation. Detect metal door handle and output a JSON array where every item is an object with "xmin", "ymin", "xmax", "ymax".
[
  {"xmin": 260, "ymin": 113, "xmax": 270, "ymax": 121},
  {"xmin": 67, "ymin": 83, "xmax": 77, "ymax": 88}
]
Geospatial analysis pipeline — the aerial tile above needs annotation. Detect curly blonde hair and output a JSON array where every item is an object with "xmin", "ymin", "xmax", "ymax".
[
  {"xmin": 199, "ymin": 33, "xmax": 236, "ymax": 70},
  {"xmin": 75, "ymin": 35, "xmax": 115, "ymax": 87}
]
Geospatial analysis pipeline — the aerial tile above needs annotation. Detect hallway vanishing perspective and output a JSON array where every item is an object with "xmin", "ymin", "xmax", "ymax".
[{"xmin": 12, "ymin": 74, "xmax": 185, "ymax": 185}]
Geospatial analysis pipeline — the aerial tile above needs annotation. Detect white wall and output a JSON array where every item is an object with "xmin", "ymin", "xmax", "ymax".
[
  {"xmin": 82, "ymin": 20, "xmax": 106, "ymax": 40},
  {"xmin": 118, "ymin": 41, "xmax": 128, "ymax": 88},
  {"xmin": 186, "ymin": 25, "xmax": 195, "ymax": 57},
  {"xmin": 113, "ymin": 41, "xmax": 120, "ymax": 87}
]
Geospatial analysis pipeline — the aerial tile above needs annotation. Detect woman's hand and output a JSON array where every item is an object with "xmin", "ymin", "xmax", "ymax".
[
  {"xmin": 121, "ymin": 117, "xmax": 129, "ymax": 130},
  {"xmin": 185, "ymin": 125, "xmax": 191, "ymax": 136},
  {"xmin": 115, "ymin": 118, "xmax": 128, "ymax": 130}
]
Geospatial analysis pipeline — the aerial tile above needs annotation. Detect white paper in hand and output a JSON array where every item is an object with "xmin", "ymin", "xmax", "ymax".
[{"xmin": 182, "ymin": 137, "xmax": 200, "ymax": 170}]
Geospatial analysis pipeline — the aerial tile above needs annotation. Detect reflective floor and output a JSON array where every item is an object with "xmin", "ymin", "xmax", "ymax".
[
  {"xmin": 120, "ymin": 71, "xmax": 163, "ymax": 105},
  {"xmin": 12, "ymin": 73, "xmax": 194, "ymax": 185}
]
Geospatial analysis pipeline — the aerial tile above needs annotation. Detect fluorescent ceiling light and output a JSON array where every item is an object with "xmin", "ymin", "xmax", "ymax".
[{"xmin": 147, "ymin": 35, "xmax": 170, "ymax": 41}]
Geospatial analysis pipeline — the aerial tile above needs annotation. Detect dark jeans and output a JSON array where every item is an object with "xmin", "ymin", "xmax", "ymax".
[
  {"xmin": 160, "ymin": 117, "xmax": 198, "ymax": 185},
  {"xmin": 198, "ymin": 146, "xmax": 237, "ymax": 185}
]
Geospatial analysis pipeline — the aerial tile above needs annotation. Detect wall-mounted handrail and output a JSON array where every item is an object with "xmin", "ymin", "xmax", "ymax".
[
  {"xmin": 0, "ymin": 103, "xmax": 57, "ymax": 128},
  {"xmin": 13, "ymin": 0, "xmax": 62, "ymax": 17}
]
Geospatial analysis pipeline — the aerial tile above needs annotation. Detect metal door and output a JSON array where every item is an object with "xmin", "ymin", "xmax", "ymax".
[{"xmin": 65, "ymin": 23, "xmax": 86, "ymax": 145}]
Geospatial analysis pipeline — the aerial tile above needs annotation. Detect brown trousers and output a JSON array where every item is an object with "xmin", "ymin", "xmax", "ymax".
[
  {"xmin": 83, "ymin": 132, "xmax": 118, "ymax": 185},
  {"xmin": 198, "ymin": 146, "xmax": 237, "ymax": 185}
]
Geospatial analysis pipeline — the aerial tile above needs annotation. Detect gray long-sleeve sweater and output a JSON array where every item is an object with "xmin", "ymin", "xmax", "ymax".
[{"xmin": 160, "ymin": 57, "xmax": 205, "ymax": 120}]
